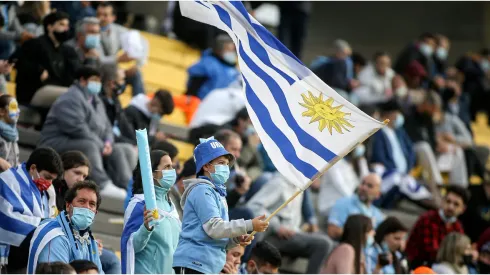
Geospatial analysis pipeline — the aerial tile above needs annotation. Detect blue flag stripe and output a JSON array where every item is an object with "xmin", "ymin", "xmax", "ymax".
[
  {"xmin": 28, "ymin": 221, "xmax": 61, "ymax": 273},
  {"xmin": 238, "ymin": 41, "xmax": 337, "ymax": 163},
  {"xmin": 243, "ymin": 76, "xmax": 318, "ymax": 179},
  {"xmin": 0, "ymin": 179, "xmax": 25, "ymax": 213},
  {"xmin": 0, "ymin": 210, "xmax": 36, "ymax": 236},
  {"xmin": 121, "ymin": 201, "xmax": 144, "ymax": 274},
  {"xmin": 228, "ymin": 1, "xmax": 252, "ymax": 25}
]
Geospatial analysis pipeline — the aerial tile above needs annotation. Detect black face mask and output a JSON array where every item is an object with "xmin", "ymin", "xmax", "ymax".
[
  {"xmin": 463, "ymin": 254, "xmax": 473, "ymax": 265},
  {"xmin": 53, "ymin": 30, "xmax": 70, "ymax": 43},
  {"xmin": 113, "ymin": 83, "xmax": 126, "ymax": 96},
  {"xmin": 479, "ymin": 261, "xmax": 490, "ymax": 273}
]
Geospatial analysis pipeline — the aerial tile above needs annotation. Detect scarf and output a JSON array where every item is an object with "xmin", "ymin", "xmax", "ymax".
[{"xmin": 0, "ymin": 121, "xmax": 18, "ymax": 142}]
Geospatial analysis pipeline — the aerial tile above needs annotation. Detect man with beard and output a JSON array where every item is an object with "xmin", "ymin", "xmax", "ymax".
[
  {"xmin": 12, "ymin": 11, "xmax": 80, "ymax": 108},
  {"xmin": 405, "ymin": 185, "xmax": 468, "ymax": 270},
  {"xmin": 327, "ymin": 173, "xmax": 386, "ymax": 240}
]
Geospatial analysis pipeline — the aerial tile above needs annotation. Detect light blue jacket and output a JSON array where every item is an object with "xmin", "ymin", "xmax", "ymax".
[{"xmin": 121, "ymin": 185, "xmax": 181, "ymax": 274}]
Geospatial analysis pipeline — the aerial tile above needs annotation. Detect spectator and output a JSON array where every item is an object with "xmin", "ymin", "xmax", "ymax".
[
  {"xmin": 403, "ymin": 60, "xmax": 428, "ymax": 90},
  {"xmin": 327, "ymin": 173, "xmax": 385, "ymax": 240},
  {"xmin": 0, "ymin": 59, "xmax": 12, "ymax": 94},
  {"xmin": 317, "ymin": 144, "xmax": 370, "ymax": 218},
  {"xmin": 0, "ymin": 94, "xmax": 20, "ymax": 171},
  {"xmin": 53, "ymin": 151, "xmax": 90, "ymax": 212},
  {"xmin": 100, "ymin": 64, "xmax": 136, "ymax": 145},
  {"xmin": 246, "ymin": 172, "xmax": 332, "ymax": 274},
  {"xmin": 13, "ymin": 11, "xmax": 80, "ymax": 108},
  {"xmin": 17, "ymin": 1, "xmax": 52, "ymax": 37},
  {"xmin": 460, "ymin": 180, "xmax": 490, "ymax": 243},
  {"xmin": 367, "ymin": 216, "xmax": 409, "ymax": 274},
  {"xmin": 35, "ymin": 262, "xmax": 76, "ymax": 274},
  {"xmin": 313, "ymin": 39, "xmax": 360, "ymax": 93},
  {"xmin": 370, "ymin": 100, "xmax": 436, "ymax": 208},
  {"xmin": 0, "ymin": 2, "xmax": 35, "ymax": 58},
  {"xmin": 51, "ymin": 151, "xmax": 120, "ymax": 274},
  {"xmin": 352, "ymin": 52, "xmax": 367, "ymax": 79},
  {"xmin": 321, "ymin": 214, "xmax": 374, "ymax": 274},
  {"xmin": 221, "ymin": 245, "xmax": 245, "ymax": 274},
  {"xmin": 27, "ymin": 181, "xmax": 103, "ymax": 274},
  {"xmin": 173, "ymin": 137, "xmax": 268, "ymax": 274},
  {"xmin": 214, "ymin": 129, "xmax": 251, "ymax": 209},
  {"xmin": 455, "ymin": 49, "xmax": 489, "ymax": 122},
  {"xmin": 275, "ymin": 2, "xmax": 311, "ymax": 59},
  {"xmin": 124, "ymin": 89, "xmax": 174, "ymax": 144},
  {"xmin": 431, "ymin": 233, "xmax": 475, "ymax": 274},
  {"xmin": 70, "ymin": 260, "xmax": 99, "ymax": 274},
  {"xmin": 122, "ymin": 150, "xmax": 181, "ymax": 274},
  {"xmin": 189, "ymin": 87, "xmax": 246, "ymax": 129},
  {"xmin": 240, "ymin": 241, "xmax": 282, "ymax": 274},
  {"xmin": 0, "ymin": 147, "xmax": 62, "ymax": 273},
  {"xmin": 434, "ymin": 34, "xmax": 450, "ymax": 77},
  {"xmin": 405, "ymin": 185, "xmax": 469, "ymax": 269},
  {"xmin": 355, "ymin": 51, "xmax": 395, "ymax": 105},
  {"xmin": 66, "ymin": 17, "xmax": 101, "ymax": 67},
  {"xmin": 96, "ymin": 2, "xmax": 147, "ymax": 96},
  {"xmin": 394, "ymin": 33, "xmax": 437, "ymax": 79},
  {"xmin": 404, "ymin": 91, "xmax": 468, "ymax": 188},
  {"xmin": 434, "ymin": 100, "xmax": 489, "ymax": 180},
  {"xmin": 38, "ymin": 66, "xmax": 130, "ymax": 199},
  {"xmin": 186, "ymin": 34, "xmax": 241, "ymax": 100},
  {"xmin": 124, "ymin": 140, "xmax": 179, "ymax": 209}
]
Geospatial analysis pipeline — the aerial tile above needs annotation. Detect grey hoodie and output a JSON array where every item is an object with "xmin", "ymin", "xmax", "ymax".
[{"xmin": 181, "ymin": 178, "xmax": 254, "ymax": 248}]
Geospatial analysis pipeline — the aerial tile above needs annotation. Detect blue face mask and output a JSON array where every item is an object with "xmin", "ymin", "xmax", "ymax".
[
  {"xmin": 100, "ymin": 24, "xmax": 111, "ymax": 32},
  {"xmin": 436, "ymin": 47, "xmax": 447, "ymax": 60},
  {"xmin": 439, "ymin": 209, "xmax": 457, "ymax": 224},
  {"xmin": 87, "ymin": 81, "xmax": 101, "ymax": 95},
  {"xmin": 365, "ymin": 235, "xmax": 374, "ymax": 248},
  {"xmin": 84, "ymin": 34, "xmax": 100, "ymax": 49},
  {"xmin": 210, "ymin": 164, "xmax": 230, "ymax": 185},
  {"xmin": 222, "ymin": 51, "xmax": 237, "ymax": 65},
  {"xmin": 71, "ymin": 206, "xmax": 95, "ymax": 230},
  {"xmin": 352, "ymin": 144, "xmax": 365, "ymax": 158},
  {"xmin": 395, "ymin": 113, "xmax": 405, "ymax": 128},
  {"xmin": 152, "ymin": 113, "xmax": 161, "ymax": 121},
  {"xmin": 157, "ymin": 169, "xmax": 176, "ymax": 191}
]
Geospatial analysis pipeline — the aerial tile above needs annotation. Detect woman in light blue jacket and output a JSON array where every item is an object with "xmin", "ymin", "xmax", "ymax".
[{"xmin": 121, "ymin": 150, "xmax": 181, "ymax": 274}]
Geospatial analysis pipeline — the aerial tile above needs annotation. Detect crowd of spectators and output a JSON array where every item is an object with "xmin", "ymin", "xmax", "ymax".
[{"xmin": 0, "ymin": 1, "xmax": 490, "ymax": 275}]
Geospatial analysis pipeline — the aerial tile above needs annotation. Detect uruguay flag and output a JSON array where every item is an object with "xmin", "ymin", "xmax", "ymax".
[{"xmin": 180, "ymin": 1, "xmax": 385, "ymax": 189}]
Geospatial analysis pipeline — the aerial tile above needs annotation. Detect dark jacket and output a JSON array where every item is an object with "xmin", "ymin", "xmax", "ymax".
[
  {"xmin": 101, "ymin": 93, "xmax": 136, "ymax": 145},
  {"xmin": 12, "ymin": 35, "xmax": 81, "ymax": 105},
  {"xmin": 124, "ymin": 105, "xmax": 151, "ymax": 141},
  {"xmin": 459, "ymin": 184, "xmax": 490, "ymax": 243},
  {"xmin": 394, "ymin": 43, "xmax": 434, "ymax": 77},
  {"xmin": 370, "ymin": 127, "xmax": 416, "ymax": 174},
  {"xmin": 313, "ymin": 57, "xmax": 350, "ymax": 92},
  {"xmin": 455, "ymin": 55, "xmax": 487, "ymax": 95},
  {"xmin": 404, "ymin": 107, "xmax": 437, "ymax": 150}
]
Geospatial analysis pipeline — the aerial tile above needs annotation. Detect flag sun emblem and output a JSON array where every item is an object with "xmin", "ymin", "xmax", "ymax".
[{"xmin": 299, "ymin": 91, "xmax": 354, "ymax": 135}]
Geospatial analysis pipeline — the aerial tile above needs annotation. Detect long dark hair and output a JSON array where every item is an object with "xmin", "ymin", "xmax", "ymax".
[
  {"xmin": 132, "ymin": 150, "xmax": 169, "ymax": 195},
  {"xmin": 340, "ymin": 214, "xmax": 373, "ymax": 274},
  {"xmin": 375, "ymin": 217, "xmax": 408, "ymax": 273}
]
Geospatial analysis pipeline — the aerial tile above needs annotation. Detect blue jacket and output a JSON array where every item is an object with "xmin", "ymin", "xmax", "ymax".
[
  {"xmin": 187, "ymin": 49, "xmax": 240, "ymax": 99},
  {"xmin": 370, "ymin": 127, "xmax": 416, "ymax": 173}
]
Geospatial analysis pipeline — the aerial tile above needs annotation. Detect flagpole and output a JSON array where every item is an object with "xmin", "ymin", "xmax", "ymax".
[{"xmin": 246, "ymin": 119, "xmax": 389, "ymax": 241}]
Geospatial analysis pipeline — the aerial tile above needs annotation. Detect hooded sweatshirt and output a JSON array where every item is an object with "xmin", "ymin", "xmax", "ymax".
[{"xmin": 173, "ymin": 177, "xmax": 253, "ymax": 274}]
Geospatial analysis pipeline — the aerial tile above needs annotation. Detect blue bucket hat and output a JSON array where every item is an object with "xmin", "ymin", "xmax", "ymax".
[{"xmin": 194, "ymin": 136, "xmax": 235, "ymax": 174}]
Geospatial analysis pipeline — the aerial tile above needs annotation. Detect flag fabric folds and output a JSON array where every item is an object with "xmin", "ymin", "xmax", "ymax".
[{"xmin": 180, "ymin": 1, "xmax": 384, "ymax": 189}]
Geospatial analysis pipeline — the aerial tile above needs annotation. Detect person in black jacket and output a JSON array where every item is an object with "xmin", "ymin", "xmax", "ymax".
[
  {"xmin": 394, "ymin": 33, "xmax": 437, "ymax": 81},
  {"xmin": 123, "ymin": 89, "xmax": 174, "ymax": 145},
  {"xmin": 12, "ymin": 11, "xmax": 80, "ymax": 108},
  {"xmin": 460, "ymin": 180, "xmax": 490, "ymax": 243},
  {"xmin": 100, "ymin": 64, "xmax": 135, "ymax": 145}
]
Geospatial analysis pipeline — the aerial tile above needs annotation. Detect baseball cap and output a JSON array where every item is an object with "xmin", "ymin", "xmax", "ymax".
[{"xmin": 194, "ymin": 136, "xmax": 235, "ymax": 174}]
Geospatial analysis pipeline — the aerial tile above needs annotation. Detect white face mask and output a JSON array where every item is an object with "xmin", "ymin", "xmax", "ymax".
[
  {"xmin": 223, "ymin": 51, "xmax": 237, "ymax": 65},
  {"xmin": 419, "ymin": 43, "xmax": 434, "ymax": 57}
]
